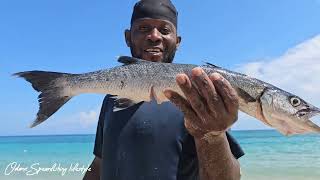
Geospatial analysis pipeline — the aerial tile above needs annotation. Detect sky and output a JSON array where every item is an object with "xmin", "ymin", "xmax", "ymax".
[{"xmin": 1, "ymin": 0, "xmax": 320, "ymax": 136}]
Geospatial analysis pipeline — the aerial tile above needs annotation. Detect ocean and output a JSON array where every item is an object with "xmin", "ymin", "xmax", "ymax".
[{"xmin": 0, "ymin": 130, "xmax": 319, "ymax": 180}]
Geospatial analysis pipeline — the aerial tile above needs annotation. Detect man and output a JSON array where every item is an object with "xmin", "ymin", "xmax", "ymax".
[{"xmin": 84, "ymin": 0, "xmax": 244, "ymax": 179}]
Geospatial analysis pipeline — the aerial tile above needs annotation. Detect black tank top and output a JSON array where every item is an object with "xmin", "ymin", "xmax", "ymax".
[{"xmin": 94, "ymin": 95, "xmax": 244, "ymax": 180}]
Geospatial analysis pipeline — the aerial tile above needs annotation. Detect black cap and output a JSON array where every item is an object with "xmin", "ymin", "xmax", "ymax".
[{"xmin": 131, "ymin": 0, "xmax": 178, "ymax": 27}]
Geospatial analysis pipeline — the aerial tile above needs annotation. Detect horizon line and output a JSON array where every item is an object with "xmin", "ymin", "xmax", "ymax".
[{"xmin": 0, "ymin": 129, "xmax": 276, "ymax": 137}]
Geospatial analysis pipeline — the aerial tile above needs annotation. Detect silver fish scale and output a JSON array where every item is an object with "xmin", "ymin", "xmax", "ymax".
[
  {"xmin": 69, "ymin": 62, "xmax": 267, "ymax": 104},
  {"xmin": 68, "ymin": 62, "xmax": 195, "ymax": 102},
  {"xmin": 113, "ymin": 62, "xmax": 197, "ymax": 102},
  {"xmin": 202, "ymin": 65, "xmax": 266, "ymax": 99}
]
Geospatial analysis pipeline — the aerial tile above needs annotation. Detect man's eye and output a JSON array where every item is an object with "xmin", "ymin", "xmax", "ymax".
[
  {"xmin": 161, "ymin": 27, "xmax": 171, "ymax": 35},
  {"xmin": 138, "ymin": 26, "xmax": 149, "ymax": 32}
]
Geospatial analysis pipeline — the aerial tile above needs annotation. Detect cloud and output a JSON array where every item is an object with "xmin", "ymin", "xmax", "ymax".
[
  {"xmin": 78, "ymin": 109, "xmax": 99, "ymax": 128},
  {"xmin": 60, "ymin": 108, "xmax": 100, "ymax": 129},
  {"xmin": 23, "ymin": 107, "xmax": 101, "ymax": 135},
  {"xmin": 238, "ymin": 34, "xmax": 320, "ymax": 99},
  {"xmin": 233, "ymin": 34, "xmax": 320, "ymax": 130}
]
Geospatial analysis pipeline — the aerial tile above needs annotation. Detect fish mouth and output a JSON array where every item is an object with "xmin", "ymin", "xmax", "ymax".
[
  {"xmin": 296, "ymin": 107, "xmax": 320, "ymax": 130},
  {"xmin": 274, "ymin": 108, "xmax": 320, "ymax": 136},
  {"xmin": 296, "ymin": 107, "xmax": 320, "ymax": 119},
  {"xmin": 309, "ymin": 107, "xmax": 320, "ymax": 127}
]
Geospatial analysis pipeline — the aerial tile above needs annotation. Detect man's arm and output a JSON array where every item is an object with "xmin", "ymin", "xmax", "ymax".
[
  {"xmin": 164, "ymin": 67, "xmax": 241, "ymax": 180},
  {"xmin": 83, "ymin": 156, "xmax": 101, "ymax": 180},
  {"xmin": 195, "ymin": 133, "xmax": 240, "ymax": 179}
]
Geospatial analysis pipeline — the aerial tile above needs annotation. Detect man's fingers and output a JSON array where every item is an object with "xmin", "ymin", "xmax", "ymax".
[
  {"xmin": 175, "ymin": 73, "xmax": 208, "ymax": 120},
  {"xmin": 209, "ymin": 73, "xmax": 239, "ymax": 115},
  {"xmin": 163, "ymin": 89, "xmax": 207, "ymax": 138},
  {"xmin": 163, "ymin": 89, "xmax": 198, "ymax": 120},
  {"xmin": 191, "ymin": 67, "xmax": 224, "ymax": 113}
]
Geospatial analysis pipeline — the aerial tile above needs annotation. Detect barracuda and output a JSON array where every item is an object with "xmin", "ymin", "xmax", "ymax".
[{"xmin": 14, "ymin": 56, "xmax": 320, "ymax": 135}]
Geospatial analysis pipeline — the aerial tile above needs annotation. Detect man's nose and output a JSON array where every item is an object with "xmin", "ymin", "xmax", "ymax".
[{"xmin": 147, "ymin": 28, "xmax": 162, "ymax": 42}]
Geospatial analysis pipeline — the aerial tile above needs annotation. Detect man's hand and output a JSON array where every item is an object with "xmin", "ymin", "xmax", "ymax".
[
  {"xmin": 163, "ymin": 67, "xmax": 239, "ymax": 139},
  {"xmin": 164, "ymin": 67, "xmax": 241, "ymax": 180}
]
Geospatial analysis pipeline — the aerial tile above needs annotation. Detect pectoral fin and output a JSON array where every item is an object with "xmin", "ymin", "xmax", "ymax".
[
  {"xmin": 236, "ymin": 87, "xmax": 256, "ymax": 103},
  {"xmin": 110, "ymin": 96, "xmax": 140, "ymax": 112}
]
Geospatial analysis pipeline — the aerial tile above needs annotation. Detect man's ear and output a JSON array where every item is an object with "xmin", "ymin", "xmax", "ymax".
[
  {"xmin": 124, "ymin": 29, "xmax": 131, "ymax": 47},
  {"xmin": 176, "ymin": 36, "xmax": 181, "ymax": 49}
]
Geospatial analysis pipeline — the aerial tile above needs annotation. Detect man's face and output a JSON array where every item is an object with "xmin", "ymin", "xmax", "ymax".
[{"xmin": 125, "ymin": 18, "xmax": 181, "ymax": 63}]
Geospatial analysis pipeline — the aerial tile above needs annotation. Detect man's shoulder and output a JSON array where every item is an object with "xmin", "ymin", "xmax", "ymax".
[
  {"xmin": 99, "ymin": 95, "xmax": 112, "ymax": 111},
  {"xmin": 102, "ymin": 94, "xmax": 112, "ymax": 103}
]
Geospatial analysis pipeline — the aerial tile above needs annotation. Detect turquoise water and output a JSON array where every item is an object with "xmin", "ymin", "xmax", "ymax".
[
  {"xmin": 236, "ymin": 130, "xmax": 320, "ymax": 180},
  {"xmin": 0, "ymin": 130, "xmax": 319, "ymax": 180},
  {"xmin": 0, "ymin": 135, "xmax": 94, "ymax": 180}
]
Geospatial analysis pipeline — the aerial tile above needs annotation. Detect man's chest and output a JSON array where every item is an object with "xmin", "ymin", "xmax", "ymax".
[{"xmin": 103, "ymin": 100, "xmax": 186, "ymax": 145}]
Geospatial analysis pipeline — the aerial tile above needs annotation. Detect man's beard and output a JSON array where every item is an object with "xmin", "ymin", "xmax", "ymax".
[{"xmin": 130, "ymin": 46, "xmax": 177, "ymax": 63}]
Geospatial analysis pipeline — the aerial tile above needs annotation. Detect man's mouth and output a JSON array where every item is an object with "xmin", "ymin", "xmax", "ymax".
[{"xmin": 144, "ymin": 48, "xmax": 163, "ymax": 55}]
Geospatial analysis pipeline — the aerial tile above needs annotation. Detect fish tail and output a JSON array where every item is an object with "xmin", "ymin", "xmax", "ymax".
[{"xmin": 13, "ymin": 71, "xmax": 75, "ymax": 128}]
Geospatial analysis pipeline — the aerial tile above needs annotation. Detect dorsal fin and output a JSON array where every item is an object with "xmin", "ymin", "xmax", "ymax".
[
  {"xmin": 204, "ymin": 62, "xmax": 220, "ymax": 68},
  {"xmin": 118, "ymin": 56, "xmax": 151, "ymax": 65}
]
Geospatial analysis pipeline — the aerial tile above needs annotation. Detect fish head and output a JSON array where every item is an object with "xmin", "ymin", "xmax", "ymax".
[{"xmin": 260, "ymin": 88, "xmax": 320, "ymax": 136}]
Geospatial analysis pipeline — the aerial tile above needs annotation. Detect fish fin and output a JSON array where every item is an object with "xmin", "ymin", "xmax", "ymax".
[
  {"xmin": 117, "ymin": 56, "xmax": 151, "ymax": 65},
  {"xmin": 236, "ymin": 87, "xmax": 256, "ymax": 103},
  {"xmin": 149, "ymin": 85, "xmax": 160, "ymax": 103},
  {"xmin": 203, "ymin": 62, "xmax": 221, "ymax": 68},
  {"xmin": 13, "ymin": 71, "xmax": 74, "ymax": 127},
  {"xmin": 31, "ymin": 94, "xmax": 72, "ymax": 128},
  {"xmin": 110, "ymin": 96, "xmax": 140, "ymax": 112}
]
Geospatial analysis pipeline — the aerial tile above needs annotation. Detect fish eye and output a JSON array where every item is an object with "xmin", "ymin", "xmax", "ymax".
[{"xmin": 290, "ymin": 97, "xmax": 301, "ymax": 107}]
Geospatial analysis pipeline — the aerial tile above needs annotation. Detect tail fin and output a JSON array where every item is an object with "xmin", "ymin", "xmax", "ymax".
[{"xmin": 13, "ymin": 71, "xmax": 74, "ymax": 128}]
